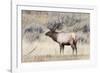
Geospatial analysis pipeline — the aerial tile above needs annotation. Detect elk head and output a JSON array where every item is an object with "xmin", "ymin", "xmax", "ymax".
[{"xmin": 45, "ymin": 21, "xmax": 61, "ymax": 37}]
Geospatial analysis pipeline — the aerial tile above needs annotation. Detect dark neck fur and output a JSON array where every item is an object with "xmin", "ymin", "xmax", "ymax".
[{"xmin": 49, "ymin": 32, "xmax": 58, "ymax": 42}]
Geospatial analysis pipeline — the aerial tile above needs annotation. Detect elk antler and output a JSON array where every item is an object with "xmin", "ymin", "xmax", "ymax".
[{"xmin": 47, "ymin": 16, "xmax": 64, "ymax": 31}]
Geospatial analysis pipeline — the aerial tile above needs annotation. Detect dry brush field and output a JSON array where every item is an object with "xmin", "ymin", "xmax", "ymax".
[{"xmin": 21, "ymin": 10, "xmax": 90, "ymax": 62}]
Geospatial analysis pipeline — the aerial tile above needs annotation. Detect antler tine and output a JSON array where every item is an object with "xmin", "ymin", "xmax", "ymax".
[
  {"xmin": 52, "ymin": 21, "xmax": 59, "ymax": 31},
  {"xmin": 47, "ymin": 17, "xmax": 63, "ymax": 31},
  {"xmin": 47, "ymin": 22, "xmax": 54, "ymax": 31},
  {"xmin": 59, "ymin": 16, "xmax": 64, "ymax": 23}
]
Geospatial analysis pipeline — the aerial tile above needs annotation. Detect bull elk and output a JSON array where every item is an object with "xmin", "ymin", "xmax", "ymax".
[{"xmin": 45, "ymin": 21, "xmax": 78, "ymax": 55}]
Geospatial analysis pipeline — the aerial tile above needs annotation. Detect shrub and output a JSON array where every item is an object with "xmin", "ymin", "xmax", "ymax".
[{"xmin": 23, "ymin": 23, "xmax": 44, "ymax": 42}]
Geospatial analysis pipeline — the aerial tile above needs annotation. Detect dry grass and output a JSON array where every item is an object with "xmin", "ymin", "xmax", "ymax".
[{"xmin": 22, "ymin": 35, "xmax": 90, "ymax": 62}]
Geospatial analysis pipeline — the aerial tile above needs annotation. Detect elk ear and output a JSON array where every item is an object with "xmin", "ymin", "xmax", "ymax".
[
  {"xmin": 50, "ymin": 29, "xmax": 55, "ymax": 32},
  {"xmin": 45, "ymin": 30, "xmax": 50, "ymax": 35},
  {"xmin": 45, "ymin": 32, "xmax": 48, "ymax": 35}
]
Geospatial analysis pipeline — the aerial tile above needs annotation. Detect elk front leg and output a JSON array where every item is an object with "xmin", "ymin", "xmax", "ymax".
[{"xmin": 60, "ymin": 44, "xmax": 64, "ymax": 55}]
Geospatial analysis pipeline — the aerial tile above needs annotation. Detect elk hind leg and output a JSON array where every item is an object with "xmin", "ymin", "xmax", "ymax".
[
  {"xmin": 73, "ymin": 41, "xmax": 77, "ymax": 56},
  {"xmin": 71, "ymin": 44, "xmax": 75, "ymax": 56},
  {"xmin": 74, "ymin": 44, "xmax": 77, "ymax": 56}
]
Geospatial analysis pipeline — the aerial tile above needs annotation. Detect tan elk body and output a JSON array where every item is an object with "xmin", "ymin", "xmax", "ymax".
[{"xmin": 57, "ymin": 33, "xmax": 76, "ymax": 44}]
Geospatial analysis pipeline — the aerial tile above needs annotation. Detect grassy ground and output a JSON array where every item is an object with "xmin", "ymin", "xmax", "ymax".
[
  {"xmin": 22, "ymin": 35, "xmax": 90, "ymax": 62},
  {"xmin": 23, "ymin": 55, "xmax": 89, "ymax": 62}
]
